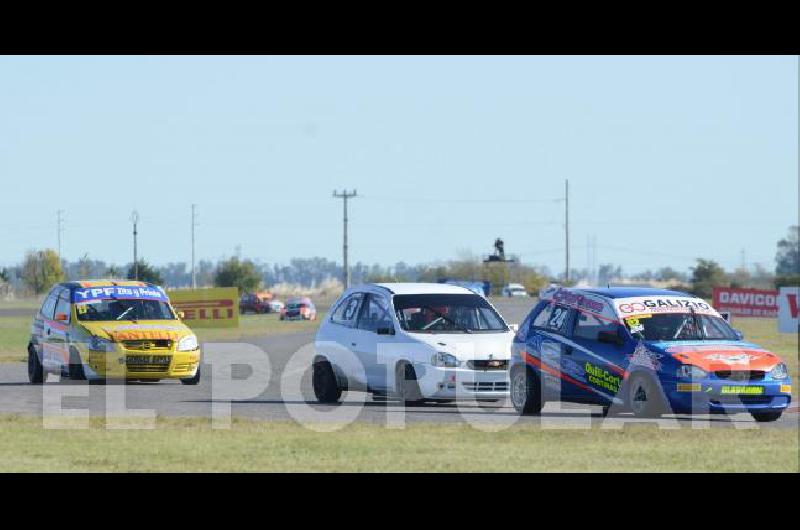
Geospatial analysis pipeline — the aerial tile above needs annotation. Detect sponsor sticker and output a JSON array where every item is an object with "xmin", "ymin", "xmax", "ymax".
[
  {"xmin": 720, "ymin": 386, "xmax": 764, "ymax": 395},
  {"xmin": 677, "ymin": 382, "xmax": 701, "ymax": 392},
  {"xmin": 780, "ymin": 385, "xmax": 792, "ymax": 394}
]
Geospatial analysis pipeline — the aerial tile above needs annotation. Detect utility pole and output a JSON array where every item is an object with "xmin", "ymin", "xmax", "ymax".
[
  {"xmin": 56, "ymin": 210, "xmax": 64, "ymax": 261},
  {"xmin": 131, "ymin": 210, "xmax": 139, "ymax": 280},
  {"xmin": 565, "ymin": 179, "xmax": 570, "ymax": 284},
  {"xmin": 333, "ymin": 189, "xmax": 357, "ymax": 289},
  {"xmin": 191, "ymin": 204, "xmax": 197, "ymax": 288}
]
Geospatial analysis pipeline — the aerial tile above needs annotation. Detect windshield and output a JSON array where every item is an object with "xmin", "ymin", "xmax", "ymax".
[
  {"xmin": 393, "ymin": 293, "xmax": 508, "ymax": 333},
  {"xmin": 622, "ymin": 313, "xmax": 738, "ymax": 341},
  {"xmin": 287, "ymin": 303, "xmax": 307, "ymax": 310},
  {"xmin": 76, "ymin": 299, "xmax": 175, "ymax": 322}
]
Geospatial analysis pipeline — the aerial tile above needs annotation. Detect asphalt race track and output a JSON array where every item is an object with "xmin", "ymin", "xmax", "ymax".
[{"xmin": 0, "ymin": 298, "xmax": 797, "ymax": 430}]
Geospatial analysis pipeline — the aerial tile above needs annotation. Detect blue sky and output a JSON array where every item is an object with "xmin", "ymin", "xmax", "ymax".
[{"xmin": 0, "ymin": 55, "xmax": 796, "ymax": 275}]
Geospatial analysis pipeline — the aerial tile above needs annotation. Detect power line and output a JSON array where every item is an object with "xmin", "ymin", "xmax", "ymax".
[
  {"xmin": 333, "ymin": 189, "xmax": 357, "ymax": 289},
  {"xmin": 56, "ymin": 210, "xmax": 64, "ymax": 260}
]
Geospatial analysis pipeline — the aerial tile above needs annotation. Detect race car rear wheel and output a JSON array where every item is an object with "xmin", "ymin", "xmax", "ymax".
[
  {"xmin": 28, "ymin": 344, "xmax": 44, "ymax": 384},
  {"xmin": 510, "ymin": 367, "xmax": 543, "ymax": 415},
  {"xmin": 750, "ymin": 410, "xmax": 783, "ymax": 422},
  {"xmin": 313, "ymin": 358, "xmax": 342, "ymax": 403},
  {"xmin": 395, "ymin": 361, "xmax": 424, "ymax": 405},
  {"xmin": 627, "ymin": 373, "xmax": 666, "ymax": 418}
]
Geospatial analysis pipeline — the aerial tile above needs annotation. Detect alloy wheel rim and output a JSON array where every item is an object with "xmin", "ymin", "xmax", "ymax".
[{"xmin": 512, "ymin": 372, "xmax": 526, "ymax": 407}]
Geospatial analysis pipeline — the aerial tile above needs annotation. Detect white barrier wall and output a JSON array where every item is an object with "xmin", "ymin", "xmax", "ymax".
[{"xmin": 777, "ymin": 287, "xmax": 799, "ymax": 334}]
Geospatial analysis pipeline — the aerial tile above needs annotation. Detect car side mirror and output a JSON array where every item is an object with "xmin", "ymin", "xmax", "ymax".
[
  {"xmin": 598, "ymin": 330, "xmax": 623, "ymax": 347},
  {"xmin": 376, "ymin": 326, "xmax": 395, "ymax": 336},
  {"xmin": 54, "ymin": 313, "xmax": 68, "ymax": 322},
  {"xmin": 177, "ymin": 311, "xmax": 185, "ymax": 319}
]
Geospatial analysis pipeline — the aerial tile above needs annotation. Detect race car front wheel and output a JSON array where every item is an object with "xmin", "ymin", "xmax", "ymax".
[
  {"xmin": 750, "ymin": 410, "xmax": 783, "ymax": 422},
  {"xmin": 28, "ymin": 345, "xmax": 44, "ymax": 384},
  {"xmin": 627, "ymin": 373, "xmax": 666, "ymax": 418},
  {"xmin": 510, "ymin": 367, "xmax": 543, "ymax": 415},
  {"xmin": 180, "ymin": 365, "xmax": 201, "ymax": 385},
  {"xmin": 313, "ymin": 358, "xmax": 342, "ymax": 403},
  {"xmin": 395, "ymin": 361, "xmax": 424, "ymax": 406}
]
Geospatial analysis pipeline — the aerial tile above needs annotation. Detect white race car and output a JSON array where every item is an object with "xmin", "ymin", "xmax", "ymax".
[{"xmin": 312, "ymin": 283, "xmax": 516, "ymax": 404}]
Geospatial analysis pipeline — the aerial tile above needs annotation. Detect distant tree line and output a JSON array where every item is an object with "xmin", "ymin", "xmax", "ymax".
[{"xmin": 4, "ymin": 225, "xmax": 797, "ymax": 297}]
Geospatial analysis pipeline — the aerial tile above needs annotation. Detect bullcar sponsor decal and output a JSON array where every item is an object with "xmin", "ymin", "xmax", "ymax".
[
  {"xmin": 549, "ymin": 288, "xmax": 618, "ymax": 323},
  {"xmin": 584, "ymin": 362, "xmax": 621, "ymax": 394},
  {"xmin": 72, "ymin": 285, "xmax": 168, "ymax": 303},
  {"xmin": 615, "ymin": 297, "xmax": 717, "ymax": 317}
]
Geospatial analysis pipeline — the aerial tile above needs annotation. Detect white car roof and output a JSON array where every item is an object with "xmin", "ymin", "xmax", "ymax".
[{"xmin": 372, "ymin": 282, "xmax": 476, "ymax": 295}]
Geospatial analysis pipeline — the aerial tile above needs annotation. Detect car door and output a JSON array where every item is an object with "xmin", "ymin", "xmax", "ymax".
[
  {"xmin": 39, "ymin": 287, "xmax": 63, "ymax": 371},
  {"xmin": 354, "ymin": 293, "xmax": 396, "ymax": 392},
  {"xmin": 528, "ymin": 301, "xmax": 580, "ymax": 401},
  {"xmin": 323, "ymin": 292, "xmax": 365, "ymax": 386},
  {"xmin": 569, "ymin": 310, "xmax": 627, "ymax": 404}
]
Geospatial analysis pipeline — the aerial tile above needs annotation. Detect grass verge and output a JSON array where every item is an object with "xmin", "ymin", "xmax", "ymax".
[{"xmin": 0, "ymin": 415, "xmax": 796, "ymax": 472}]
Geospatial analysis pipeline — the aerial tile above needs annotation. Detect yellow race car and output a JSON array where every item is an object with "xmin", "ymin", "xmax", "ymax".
[{"xmin": 28, "ymin": 280, "xmax": 201, "ymax": 384}]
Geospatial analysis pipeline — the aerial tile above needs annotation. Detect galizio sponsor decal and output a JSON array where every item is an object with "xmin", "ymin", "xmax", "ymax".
[
  {"xmin": 712, "ymin": 287, "xmax": 778, "ymax": 318},
  {"xmin": 616, "ymin": 297, "xmax": 713, "ymax": 315}
]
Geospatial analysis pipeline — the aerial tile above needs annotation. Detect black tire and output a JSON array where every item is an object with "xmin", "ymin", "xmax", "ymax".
[
  {"xmin": 27, "ymin": 345, "xmax": 44, "ymax": 384},
  {"xmin": 510, "ymin": 367, "xmax": 543, "ymax": 415},
  {"xmin": 750, "ymin": 410, "xmax": 783, "ymax": 423},
  {"xmin": 68, "ymin": 348, "xmax": 87, "ymax": 380},
  {"xmin": 627, "ymin": 372, "xmax": 666, "ymax": 418},
  {"xmin": 180, "ymin": 365, "xmax": 201, "ymax": 385},
  {"xmin": 395, "ymin": 362, "xmax": 424, "ymax": 405},
  {"xmin": 313, "ymin": 359, "xmax": 342, "ymax": 403}
]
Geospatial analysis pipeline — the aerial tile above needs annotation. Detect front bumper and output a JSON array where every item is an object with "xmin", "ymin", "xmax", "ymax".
[
  {"xmin": 81, "ymin": 346, "xmax": 201, "ymax": 380},
  {"xmin": 414, "ymin": 364, "xmax": 509, "ymax": 400},
  {"xmin": 666, "ymin": 378, "xmax": 792, "ymax": 414}
]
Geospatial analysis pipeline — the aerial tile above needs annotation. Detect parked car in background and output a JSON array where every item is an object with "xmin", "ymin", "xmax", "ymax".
[
  {"xmin": 240, "ymin": 292, "xmax": 273, "ymax": 314},
  {"xmin": 280, "ymin": 297, "xmax": 317, "ymax": 321},
  {"xmin": 268, "ymin": 299, "xmax": 285, "ymax": 314},
  {"xmin": 502, "ymin": 283, "xmax": 528, "ymax": 297}
]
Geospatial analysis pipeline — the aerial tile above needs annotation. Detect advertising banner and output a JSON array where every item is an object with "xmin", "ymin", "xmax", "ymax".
[
  {"xmin": 712, "ymin": 287, "xmax": 778, "ymax": 318},
  {"xmin": 168, "ymin": 287, "xmax": 239, "ymax": 328}
]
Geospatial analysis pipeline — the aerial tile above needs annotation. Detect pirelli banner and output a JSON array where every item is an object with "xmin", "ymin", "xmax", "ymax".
[{"xmin": 168, "ymin": 287, "xmax": 239, "ymax": 328}]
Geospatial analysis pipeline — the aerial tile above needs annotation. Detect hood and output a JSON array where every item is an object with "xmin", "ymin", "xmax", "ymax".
[
  {"xmin": 79, "ymin": 320, "xmax": 194, "ymax": 342},
  {"xmin": 646, "ymin": 340, "xmax": 783, "ymax": 372},
  {"xmin": 406, "ymin": 331, "xmax": 514, "ymax": 361}
]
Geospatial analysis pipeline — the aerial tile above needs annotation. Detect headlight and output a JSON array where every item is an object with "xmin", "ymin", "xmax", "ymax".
[
  {"xmin": 431, "ymin": 352, "xmax": 461, "ymax": 368},
  {"xmin": 677, "ymin": 364, "xmax": 708, "ymax": 379},
  {"xmin": 177, "ymin": 334, "xmax": 199, "ymax": 352},
  {"xmin": 769, "ymin": 363, "xmax": 789, "ymax": 380},
  {"xmin": 88, "ymin": 336, "xmax": 114, "ymax": 352}
]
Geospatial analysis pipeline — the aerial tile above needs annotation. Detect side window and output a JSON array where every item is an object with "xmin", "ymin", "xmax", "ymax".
[
  {"xmin": 573, "ymin": 310, "xmax": 618, "ymax": 341},
  {"xmin": 330, "ymin": 293, "xmax": 364, "ymax": 328},
  {"xmin": 356, "ymin": 294, "xmax": 393, "ymax": 333},
  {"xmin": 533, "ymin": 302, "xmax": 571, "ymax": 334},
  {"xmin": 54, "ymin": 290, "xmax": 71, "ymax": 322},
  {"xmin": 40, "ymin": 289, "xmax": 59, "ymax": 320},
  {"xmin": 531, "ymin": 302, "xmax": 554, "ymax": 329}
]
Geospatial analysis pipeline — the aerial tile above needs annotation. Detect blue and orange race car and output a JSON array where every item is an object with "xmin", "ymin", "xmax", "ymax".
[{"xmin": 510, "ymin": 287, "xmax": 792, "ymax": 422}]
